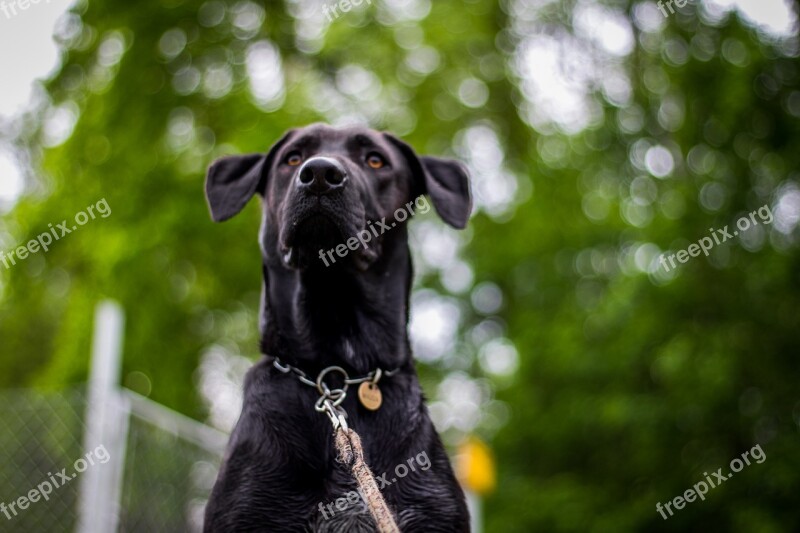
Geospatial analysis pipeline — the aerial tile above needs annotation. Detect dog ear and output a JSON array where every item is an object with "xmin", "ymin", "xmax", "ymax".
[
  {"xmin": 385, "ymin": 134, "xmax": 472, "ymax": 229},
  {"xmin": 205, "ymin": 131, "xmax": 294, "ymax": 222}
]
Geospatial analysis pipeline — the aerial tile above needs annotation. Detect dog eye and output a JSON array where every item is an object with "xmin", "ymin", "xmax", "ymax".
[
  {"xmin": 285, "ymin": 152, "xmax": 303, "ymax": 166},
  {"xmin": 366, "ymin": 153, "xmax": 386, "ymax": 169}
]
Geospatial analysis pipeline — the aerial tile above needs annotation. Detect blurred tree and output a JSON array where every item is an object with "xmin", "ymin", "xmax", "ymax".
[{"xmin": 0, "ymin": 0, "xmax": 798, "ymax": 531}]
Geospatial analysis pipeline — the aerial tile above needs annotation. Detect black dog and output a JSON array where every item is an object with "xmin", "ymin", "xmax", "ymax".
[{"xmin": 203, "ymin": 124, "xmax": 472, "ymax": 532}]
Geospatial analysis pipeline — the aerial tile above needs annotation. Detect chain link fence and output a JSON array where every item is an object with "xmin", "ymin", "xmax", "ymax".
[
  {"xmin": 0, "ymin": 387, "xmax": 224, "ymax": 533},
  {"xmin": 0, "ymin": 388, "xmax": 85, "ymax": 532}
]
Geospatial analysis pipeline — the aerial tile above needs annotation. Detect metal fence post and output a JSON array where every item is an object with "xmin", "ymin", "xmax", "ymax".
[
  {"xmin": 466, "ymin": 490, "xmax": 482, "ymax": 533},
  {"xmin": 77, "ymin": 300, "xmax": 128, "ymax": 533}
]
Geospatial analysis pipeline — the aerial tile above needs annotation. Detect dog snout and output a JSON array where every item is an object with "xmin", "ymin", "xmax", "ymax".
[{"xmin": 297, "ymin": 157, "xmax": 347, "ymax": 195}]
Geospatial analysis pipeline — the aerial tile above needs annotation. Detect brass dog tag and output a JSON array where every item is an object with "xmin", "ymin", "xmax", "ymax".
[{"xmin": 358, "ymin": 382, "xmax": 382, "ymax": 411}]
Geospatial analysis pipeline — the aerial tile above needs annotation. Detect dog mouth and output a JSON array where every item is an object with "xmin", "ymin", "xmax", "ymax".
[
  {"xmin": 278, "ymin": 198, "xmax": 380, "ymax": 270},
  {"xmin": 283, "ymin": 211, "xmax": 341, "ymax": 259}
]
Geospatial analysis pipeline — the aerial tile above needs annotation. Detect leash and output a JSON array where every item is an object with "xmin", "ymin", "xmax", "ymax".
[{"xmin": 271, "ymin": 357, "xmax": 402, "ymax": 533}]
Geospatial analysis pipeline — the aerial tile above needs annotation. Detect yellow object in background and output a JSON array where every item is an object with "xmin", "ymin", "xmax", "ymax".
[{"xmin": 456, "ymin": 436, "xmax": 496, "ymax": 496}]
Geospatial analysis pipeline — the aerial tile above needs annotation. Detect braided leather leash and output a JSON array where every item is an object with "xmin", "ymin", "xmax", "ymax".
[{"xmin": 334, "ymin": 426, "xmax": 400, "ymax": 533}]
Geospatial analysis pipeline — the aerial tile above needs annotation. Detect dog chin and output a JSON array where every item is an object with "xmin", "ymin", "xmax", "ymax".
[
  {"xmin": 280, "ymin": 238, "xmax": 381, "ymax": 271},
  {"xmin": 279, "ymin": 213, "xmax": 375, "ymax": 271},
  {"xmin": 280, "ymin": 223, "xmax": 382, "ymax": 272}
]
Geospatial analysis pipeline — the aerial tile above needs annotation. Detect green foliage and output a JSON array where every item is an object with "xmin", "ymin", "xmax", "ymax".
[{"xmin": 1, "ymin": 0, "xmax": 798, "ymax": 531}]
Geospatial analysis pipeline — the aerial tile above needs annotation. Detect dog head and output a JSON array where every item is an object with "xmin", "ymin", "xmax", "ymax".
[{"xmin": 205, "ymin": 123, "xmax": 471, "ymax": 271}]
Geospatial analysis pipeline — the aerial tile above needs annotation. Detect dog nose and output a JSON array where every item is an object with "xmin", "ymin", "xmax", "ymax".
[{"xmin": 297, "ymin": 157, "xmax": 347, "ymax": 195}]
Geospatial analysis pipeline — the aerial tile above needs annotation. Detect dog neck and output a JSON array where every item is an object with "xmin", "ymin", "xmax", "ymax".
[{"xmin": 259, "ymin": 229, "xmax": 413, "ymax": 374}]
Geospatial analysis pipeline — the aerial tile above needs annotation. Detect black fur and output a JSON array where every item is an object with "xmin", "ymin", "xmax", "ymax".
[{"xmin": 203, "ymin": 124, "xmax": 472, "ymax": 532}]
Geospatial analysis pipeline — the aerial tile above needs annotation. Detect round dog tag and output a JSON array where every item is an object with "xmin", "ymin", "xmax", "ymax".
[{"xmin": 358, "ymin": 382, "xmax": 382, "ymax": 411}]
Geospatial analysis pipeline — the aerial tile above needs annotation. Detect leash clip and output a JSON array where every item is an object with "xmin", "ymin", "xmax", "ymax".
[
  {"xmin": 317, "ymin": 397, "xmax": 349, "ymax": 432},
  {"xmin": 314, "ymin": 366, "xmax": 350, "ymax": 431}
]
